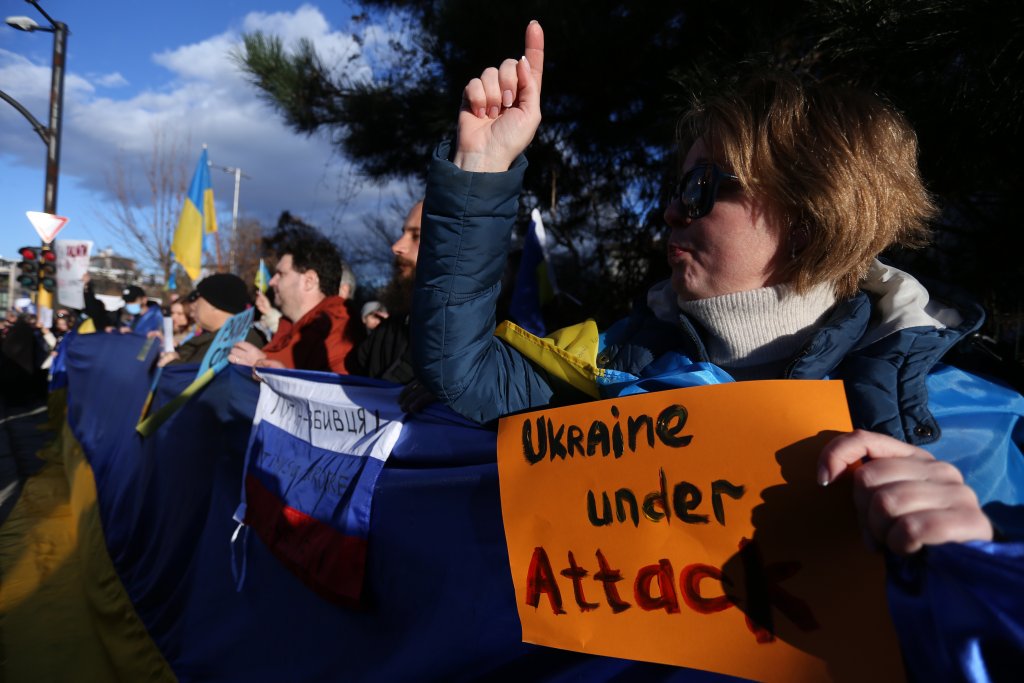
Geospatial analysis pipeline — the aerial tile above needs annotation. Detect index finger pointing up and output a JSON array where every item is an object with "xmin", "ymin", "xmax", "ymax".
[{"xmin": 524, "ymin": 20, "xmax": 544, "ymax": 93}]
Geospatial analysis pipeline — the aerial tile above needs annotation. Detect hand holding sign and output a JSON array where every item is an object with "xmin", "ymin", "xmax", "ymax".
[
  {"xmin": 197, "ymin": 308, "xmax": 255, "ymax": 377},
  {"xmin": 497, "ymin": 380, "xmax": 904, "ymax": 683},
  {"xmin": 138, "ymin": 308, "xmax": 257, "ymax": 437},
  {"xmin": 818, "ymin": 429, "xmax": 994, "ymax": 555},
  {"xmin": 55, "ymin": 239, "xmax": 92, "ymax": 309},
  {"xmin": 228, "ymin": 340, "xmax": 266, "ymax": 366}
]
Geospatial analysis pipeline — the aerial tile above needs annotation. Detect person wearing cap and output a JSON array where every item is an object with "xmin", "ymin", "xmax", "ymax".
[
  {"xmin": 158, "ymin": 273, "xmax": 265, "ymax": 367},
  {"xmin": 117, "ymin": 285, "xmax": 150, "ymax": 332},
  {"xmin": 79, "ymin": 281, "xmax": 148, "ymax": 333}
]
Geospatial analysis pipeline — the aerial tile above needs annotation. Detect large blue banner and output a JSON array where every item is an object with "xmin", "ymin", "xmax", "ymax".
[{"xmin": 59, "ymin": 332, "xmax": 1024, "ymax": 682}]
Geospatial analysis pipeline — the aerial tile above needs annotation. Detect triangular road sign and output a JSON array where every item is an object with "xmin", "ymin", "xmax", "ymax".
[{"xmin": 26, "ymin": 211, "xmax": 70, "ymax": 244}]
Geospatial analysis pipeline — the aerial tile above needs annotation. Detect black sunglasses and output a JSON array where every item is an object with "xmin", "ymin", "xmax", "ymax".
[{"xmin": 672, "ymin": 163, "xmax": 740, "ymax": 219}]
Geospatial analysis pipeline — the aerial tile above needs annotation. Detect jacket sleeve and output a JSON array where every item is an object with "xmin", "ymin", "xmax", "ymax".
[
  {"xmin": 83, "ymin": 281, "xmax": 111, "ymax": 330},
  {"xmin": 412, "ymin": 141, "xmax": 555, "ymax": 424},
  {"xmin": 327, "ymin": 312, "xmax": 352, "ymax": 376}
]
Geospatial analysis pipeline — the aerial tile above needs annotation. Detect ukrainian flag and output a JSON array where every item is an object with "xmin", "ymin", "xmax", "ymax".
[
  {"xmin": 255, "ymin": 258, "xmax": 271, "ymax": 294},
  {"xmin": 172, "ymin": 148, "xmax": 218, "ymax": 280},
  {"xmin": 508, "ymin": 208, "xmax": 557, "ymax": 336}
]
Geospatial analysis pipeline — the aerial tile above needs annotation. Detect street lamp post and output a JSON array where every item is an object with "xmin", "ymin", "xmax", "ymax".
[
  {"xmin": 210, "ymin": 163, "xmax": 251, "ymax": 273},
  {"xmin": 4, "ymin": 1, "xmax": 68, "ymax": 309}
]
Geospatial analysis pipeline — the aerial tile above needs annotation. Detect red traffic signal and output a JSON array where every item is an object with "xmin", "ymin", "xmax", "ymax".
[
  {"xmin": 16, "ymin": 245, "xmax": 55, "ymax": 291},
  {"xmin": 17, "ymin": 253, "xmax": 39, "ymax": 289}
]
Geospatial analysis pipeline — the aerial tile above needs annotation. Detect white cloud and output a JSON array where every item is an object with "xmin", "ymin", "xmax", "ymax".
[
  {"xmin": 93, "ymin": 72, "xmax": 129, "ymax": 88},
  {"xmin": 240, "ymin": 4, "xmax": 372, "ymax": 85},
  {"xmin": 0, "ymin": 6, "xmax": 418, "ymax": 273}
]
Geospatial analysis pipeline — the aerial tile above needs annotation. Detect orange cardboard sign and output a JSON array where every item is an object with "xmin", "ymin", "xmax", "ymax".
[{"xmin": 496, "ymin": 380, "xmax": 904, "ymax": 683}]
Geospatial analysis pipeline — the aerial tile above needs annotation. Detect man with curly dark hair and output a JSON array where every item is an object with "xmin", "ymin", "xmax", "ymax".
[{"xmin": 229, "ymin": 223, "xmax": 352, "ymax": 373}]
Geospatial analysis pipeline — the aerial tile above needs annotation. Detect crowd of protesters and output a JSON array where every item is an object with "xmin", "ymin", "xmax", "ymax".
[
  {"xmin": 0, "ymin": 200, "xmax": 425, "ymax": 527},
  {"xmin": 2, "ymin": 22, "xmax": 1023, "ymax": 677},
  {"xmin": 1, "ymin": 197, "xmax": 426, "ymax": 402}
]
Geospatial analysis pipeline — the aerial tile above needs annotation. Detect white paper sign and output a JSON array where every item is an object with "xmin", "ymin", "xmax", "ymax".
[
  {"xmin": 55, "ymin": 239, "xmax": 93, "ymax": 310},
  {"xmin": 39, "ymin": 306, "xmax": 53, "ymax": 329},
  {"xmin": 162, "ymin": 316, "xmax": 175, "ymax": 353},
  {"xmin": 252, "ymin": 371, "xmax": 405, "ymax": 461}
]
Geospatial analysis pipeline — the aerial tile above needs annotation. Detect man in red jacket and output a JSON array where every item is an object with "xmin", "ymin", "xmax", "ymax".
[{"xmin": 229, "ymin": 227, "xmax": 352, "ymax": 373}]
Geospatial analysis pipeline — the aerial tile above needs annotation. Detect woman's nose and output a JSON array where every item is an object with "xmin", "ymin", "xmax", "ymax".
[{"xmin": 664, "ymin": 197, "xmax": 691, "ymax": 228}]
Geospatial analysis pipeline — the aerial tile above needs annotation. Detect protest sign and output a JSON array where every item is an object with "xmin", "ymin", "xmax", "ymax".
[
  {"xmin": 496, "ymin": 380, "xmax": 903, "ymax": 683},
  {"xmin": 55, "ymin": 239, "xmax": 92, "ymax": 309},
  {"xmin": 197, "ymin": 307, "xmax": 254, "ymax": 377},
  {"xmin": 161, "ymin": 317, "xmax": 175, "ymax": 353},
  {"xmin": 137, "ymin": 307, "xmax": 255, "ymax": 436},
  {"xmin": 39, "ymin": 306, "xmax": 53, "ymax": 329}
]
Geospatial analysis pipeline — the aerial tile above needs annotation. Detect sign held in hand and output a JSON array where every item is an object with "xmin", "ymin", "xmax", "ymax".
[{"xmin": 496, "ymin": 380, "xmax": 904, "ymax": 683}]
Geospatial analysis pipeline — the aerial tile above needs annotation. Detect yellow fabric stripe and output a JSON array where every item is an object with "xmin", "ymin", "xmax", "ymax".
[
  {"xmin": 172, "ymin": 199, "xmax": 203, "ymax": 280},
  {"xmin": 202, "ymin": 187, "xmax": 218, "ymax": 234},
  {"xmin": 494, "ymin": 319, "xmax": 604, "ymax": 399},
  {"xmin": 0, "ymin": 409, "xmax": 176, "ymax": 682},
  {"xmin": 136, "ymin": 366, "xmax": 217, "ymax": 437}
]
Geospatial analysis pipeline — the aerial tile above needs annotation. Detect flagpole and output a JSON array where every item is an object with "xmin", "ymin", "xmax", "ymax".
[{"xmin": 210, "ymin": 163, "xmax": 251, "ymax": 273}]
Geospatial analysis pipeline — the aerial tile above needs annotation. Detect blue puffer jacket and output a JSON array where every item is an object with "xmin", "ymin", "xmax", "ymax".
[
  {"xmin": 414, "ymin": 142, "xmax": 1024, "ymax": 682},
  {"xmin": 414, "ymin": 142, "xmax": 1024, "ymax": 507}
]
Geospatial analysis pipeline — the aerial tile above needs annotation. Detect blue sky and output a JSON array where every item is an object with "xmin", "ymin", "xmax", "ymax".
[{"xmin": 0, "ymin": 0, "xmax": 421, "ymax": 278}]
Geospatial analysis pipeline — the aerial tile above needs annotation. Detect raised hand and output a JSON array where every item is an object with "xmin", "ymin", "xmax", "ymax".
[
  {"xmin": 255, "ymin": 291, "xmax": 272, "ymax": 315},
  {"xmin": 818, "ymin": 429, "xmax": 994, "ymax": 555},
  {"xmin": 453, "ymin": 20, "xmax": 544, "ymax": 173}
]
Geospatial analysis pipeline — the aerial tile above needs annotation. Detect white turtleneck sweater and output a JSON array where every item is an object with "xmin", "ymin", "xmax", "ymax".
[{"xmin": 647, "ymin": 280, "xmax": 838, "ymax": 380}]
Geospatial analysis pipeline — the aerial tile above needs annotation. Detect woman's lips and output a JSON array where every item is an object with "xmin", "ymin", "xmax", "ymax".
[{"xmin": 667, "ymin": 243, "xmax": 690, "ymax": 263}]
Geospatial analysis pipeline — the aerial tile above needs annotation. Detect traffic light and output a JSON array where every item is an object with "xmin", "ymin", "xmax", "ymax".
[
  {"xmin": 39, "ymin": 247, "xmax": 57, "ymax": 292},
  {"xmin": 17, "ymin": 246, "xmax": 40, "ymax": 290}
]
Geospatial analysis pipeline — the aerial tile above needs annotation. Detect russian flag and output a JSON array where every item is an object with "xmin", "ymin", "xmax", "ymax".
[{"xmin": 235, "ymin": 370, "xmax": 405, "ymax": 605}]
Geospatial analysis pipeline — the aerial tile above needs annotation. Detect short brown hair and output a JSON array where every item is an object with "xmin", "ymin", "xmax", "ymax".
[{"xmin": 677, "ymin": 72, "xmax": 936, "ymax": 298}]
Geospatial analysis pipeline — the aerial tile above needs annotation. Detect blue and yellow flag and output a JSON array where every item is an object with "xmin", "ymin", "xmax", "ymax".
[
  {"xmin": 255, "ymin": 258, "xmax": 271, "ymax": 294},
  {"xmin": 172, "ymin": 147, "xmax": 218, "ymax": 280},
  {"xmin": 508, "ymin": 208, "xmax": 557, "ymax": 336}
]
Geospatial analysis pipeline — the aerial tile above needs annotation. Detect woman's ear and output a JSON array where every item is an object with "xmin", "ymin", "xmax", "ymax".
[{"xmin": 789, "ymin": 222, "xmax": 810, "ymax": 259}]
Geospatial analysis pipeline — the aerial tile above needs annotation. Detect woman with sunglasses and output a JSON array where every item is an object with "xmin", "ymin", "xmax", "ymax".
[{"xmin": 411, "ymin": 21, "xmax": 1022, "ymax": 647}]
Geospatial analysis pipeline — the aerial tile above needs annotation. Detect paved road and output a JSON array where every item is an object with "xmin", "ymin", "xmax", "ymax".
[{"xmin": 0, "ymin": 397, "xmax": 50, "ymax": 525}]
